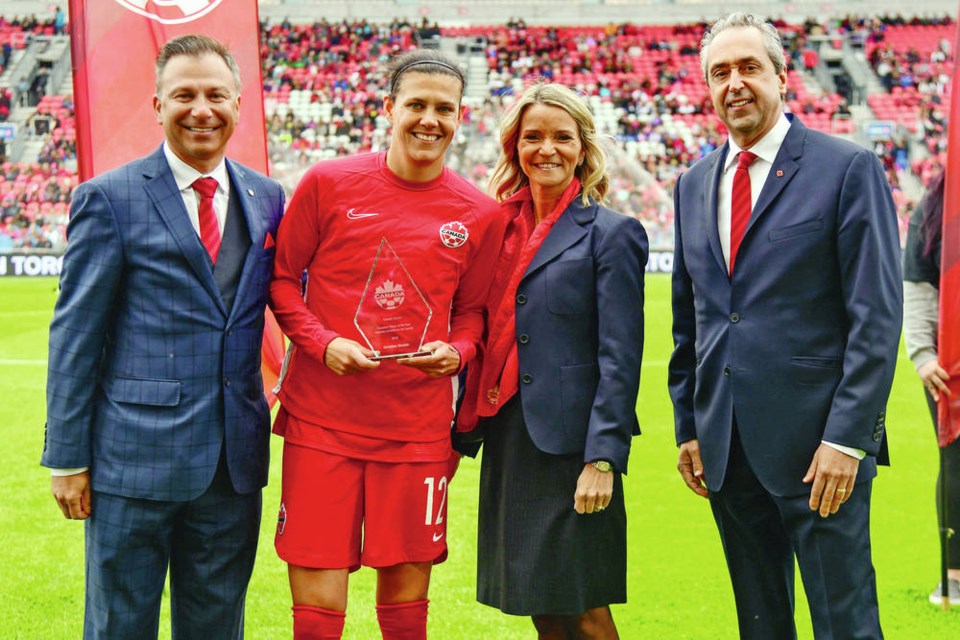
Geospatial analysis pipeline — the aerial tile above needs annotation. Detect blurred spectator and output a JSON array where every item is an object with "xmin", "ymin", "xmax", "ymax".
[
  {"xmin": 28, "ymin": 67, "xmax": 48, "ymax": 106},
  {"xmin": 902, "ymin": 169, "xmax": 960, "ymax": 606},
  {"xmin": 54, "ymin": 6, "xmax": 66, "ymax": 35},
  {"xmin": 0, "ymin": 87, "xmax": 11, "ymax": 121}
]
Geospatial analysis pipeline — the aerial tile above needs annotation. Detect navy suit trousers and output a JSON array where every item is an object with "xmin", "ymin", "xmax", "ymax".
[
  {"xmin": 83, "ymin": 459, "xmax": 261, "ymax": 640},
  {"xmin": 709, "ymin": 427, "xmax": 882, "ymax": 640}
]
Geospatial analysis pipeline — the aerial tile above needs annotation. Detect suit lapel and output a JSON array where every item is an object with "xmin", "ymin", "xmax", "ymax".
[
  {"xmin": 227, "ymin": 160, "xmax": 263, "ymax": 249},
  {"xmin": 225, "ymin": 160, "xmax": 263, "ymax": 321},
  {"xmin": 705, "ymin": 148, "xmax": 728, "ymax": 275},
  {"xmin": 744, "ymin": 118, "xmax": 804, "ymax": 238},
  {"xmin": 523, "ymin": 198, "xmax": 592, "ymax": 279},
  {"xmin": 142, "ymin": 148, "xmax": 226, "ymax": 315}
]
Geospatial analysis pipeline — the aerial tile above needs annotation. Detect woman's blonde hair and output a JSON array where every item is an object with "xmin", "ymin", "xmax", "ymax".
[{"xmin": 488, "ymin": 83, "xmax": 609, "ymax": 205}]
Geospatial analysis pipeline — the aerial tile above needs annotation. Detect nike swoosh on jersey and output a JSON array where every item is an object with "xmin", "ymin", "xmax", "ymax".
[
  {"xmin": 346, "ymin": 208, "xmax": 380, "ymax": 219},
  {"xmin": 432, "ymin": 532, "xmax": 444, "ymax": 542}
]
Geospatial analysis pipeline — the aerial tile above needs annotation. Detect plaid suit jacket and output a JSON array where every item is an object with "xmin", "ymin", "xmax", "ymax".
[{"xmin": 43, "ymin": 146, "xmax": 285, "ymax": 500}]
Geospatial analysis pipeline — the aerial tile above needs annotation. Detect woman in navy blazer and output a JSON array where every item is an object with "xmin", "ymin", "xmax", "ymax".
[{"xmin": 459, "ymin": 83, "xmax": 647, "ymax": 639}]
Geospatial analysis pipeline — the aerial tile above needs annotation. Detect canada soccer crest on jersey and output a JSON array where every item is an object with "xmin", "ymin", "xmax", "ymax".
[
  {"xmin": 375, "ymin": 280, "xmax": 405, "ymax": 310},
  {"xmin": 113, "ymin": 0, "xmax": 224, "ymax": 25},
  {"xmin": 439, "ymin": 221, "xmax": 469, "ymax": 248}
]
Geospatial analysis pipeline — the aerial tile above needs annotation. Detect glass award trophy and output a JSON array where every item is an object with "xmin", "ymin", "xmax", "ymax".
[{"xmin": 354, "ymin": 237, "xmax": 433, "ymax": 360}]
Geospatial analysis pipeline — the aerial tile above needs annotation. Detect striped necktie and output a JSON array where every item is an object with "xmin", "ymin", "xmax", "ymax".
[
  {"xmin": 729, "ymin": 151, "xmax": 757, "ymax": 275},
  {"xmin": 192, "ymin": 177, "xmax": 221, "ymax": 264}
]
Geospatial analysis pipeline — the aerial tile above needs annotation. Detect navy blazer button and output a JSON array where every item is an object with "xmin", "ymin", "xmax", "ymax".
[
  {"xmin": 521, "ymin": 374, "xmax": 533, "ymax": 384},
  {"xmin": 723, "ymin": 366, "xmax": 731, "ymax": 376},
  {"xmin": 223, "ymin": 377, "xmax": 230, "ymax": 386},
  {"xmin": 518, "ymin": 334, "xmax": 529, "ymax": 344},
  {"xmin": 729, "ymin": 312, "xmax": 741, "ymax": 323},
  {"xmin": 516, "ymin": 293, "xmax": 527, "ymax": 304}
]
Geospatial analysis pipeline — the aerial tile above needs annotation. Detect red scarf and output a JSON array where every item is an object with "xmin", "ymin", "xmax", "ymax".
[{"xmin": 458, "ymin": 178, "xmax": 582, "ymax": 431}]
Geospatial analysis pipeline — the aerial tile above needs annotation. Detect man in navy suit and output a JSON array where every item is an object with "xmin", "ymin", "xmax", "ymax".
[
  {"xmin": 42, "ymin": 35, "xmax": 284, "ymax": 638},
  {"xmin": 669, "ymin": 13, "xmax": 901, "ymax": 639}
]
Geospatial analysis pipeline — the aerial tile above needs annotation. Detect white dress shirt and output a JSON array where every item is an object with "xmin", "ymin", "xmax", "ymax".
[
  {"xmin": 717, "ymin": 114, "xmax": 791, "ymax": 271},
  {"xmin": 163, "ymin": 142, "xmax": 230, "ymax": 236}
]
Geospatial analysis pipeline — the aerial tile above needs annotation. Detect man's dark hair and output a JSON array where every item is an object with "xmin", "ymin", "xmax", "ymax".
[{"xmin": 155, "ymin": 34, "xmax": 241, "ymax": 95}]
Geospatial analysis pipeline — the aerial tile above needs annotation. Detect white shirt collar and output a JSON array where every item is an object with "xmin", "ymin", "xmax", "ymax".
[
  {"xmin": 723, "ymin": 113, "xmax": 791, "ymax": 172},
  {"xmin": 162, "ymin": 142, "xmax": 230, "ymax": 195}
]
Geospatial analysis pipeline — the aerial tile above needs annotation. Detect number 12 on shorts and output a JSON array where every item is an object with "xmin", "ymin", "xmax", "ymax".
[{"xmin": 423, "ymin": 476, "xmax": 448, "ymax": 526}]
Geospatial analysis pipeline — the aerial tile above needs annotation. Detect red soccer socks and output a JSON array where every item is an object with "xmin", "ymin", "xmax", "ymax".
[
  {"xmin": 376, "ymin": 599, "xmax": 429, "ymax": 640},
  {"xmin": 292, "ymin": 605, "xmax": 346, "ymax": 639}
]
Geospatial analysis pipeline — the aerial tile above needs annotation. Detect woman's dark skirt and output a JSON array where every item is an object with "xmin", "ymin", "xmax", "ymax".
[{"xmin": 477, "ymin": 395, "xmax": 627, "ymax": 616}]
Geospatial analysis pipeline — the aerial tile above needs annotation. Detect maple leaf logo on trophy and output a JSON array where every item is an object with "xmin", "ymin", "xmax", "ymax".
[{"xmin": 374, "ymin": 280, "xmax": 405, "ymax": 310}]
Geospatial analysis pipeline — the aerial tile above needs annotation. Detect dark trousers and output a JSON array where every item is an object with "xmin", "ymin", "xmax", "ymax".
[
  {"xmin": 83, "ymin": 458, "xmax": 261, "ymax": 639},
  {"xmin": 926, "ymin": 389, "xmax": 960, "ymax": 568},
  {"xmin": 709, "ymin": 428, "xmax": 882, "ymax": 640}
]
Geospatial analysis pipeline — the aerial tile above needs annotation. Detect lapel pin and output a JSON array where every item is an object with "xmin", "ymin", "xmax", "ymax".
[
  {"xmin": 776, "ymin": 170, "xmax": 784, "ymax": 177},
  {"xmin": 247, "ymin": 189, "xmax": 255, "ymax": 196}
]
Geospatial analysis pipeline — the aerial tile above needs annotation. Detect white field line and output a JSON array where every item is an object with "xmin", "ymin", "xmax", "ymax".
[
  {"xmin": 0, "ymin": 359, "xmax": 47, "ymax": 366},
  {"xmin": 0, "ymin": 311, "xmax": 52, "ymax": 320}
]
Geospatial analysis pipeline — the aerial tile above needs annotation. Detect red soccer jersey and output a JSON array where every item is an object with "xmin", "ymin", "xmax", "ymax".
[{"xmin": 270, "ymin": 152, "xmax": 503, "ymax": 452}]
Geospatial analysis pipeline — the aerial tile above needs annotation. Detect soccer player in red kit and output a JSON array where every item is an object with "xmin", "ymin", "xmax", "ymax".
[{"xmin": 269, "ymin": 49, "xmax": 503, "ymax": 639}]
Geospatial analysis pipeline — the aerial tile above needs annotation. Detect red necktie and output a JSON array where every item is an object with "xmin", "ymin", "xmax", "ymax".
[
  {"xmin": 729, "ymin": 150, "xmax": 757, "ymax": 275},
  {"xmin": 192, "ymin": 177, "xmax": 221, "ymax": 264}
]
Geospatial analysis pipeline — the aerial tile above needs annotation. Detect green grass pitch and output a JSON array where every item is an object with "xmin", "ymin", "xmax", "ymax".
[{"xmin": 1, "ymin": 274, "xmax": 957, "ymax": 638}]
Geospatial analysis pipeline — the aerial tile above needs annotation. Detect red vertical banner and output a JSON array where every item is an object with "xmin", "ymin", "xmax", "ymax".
[
  {"xmin": 68, "ymin": 0, "xmax": 267, "ymax": 179},
  {"xmin": 937, "ymin": 6, "xmax": 960, "ymax": 446},
  {"xmin": 68, "ymin": 0, "xmax": 283, "ymax": 407}
]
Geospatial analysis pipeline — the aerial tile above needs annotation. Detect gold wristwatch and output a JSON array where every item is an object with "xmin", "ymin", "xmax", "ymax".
[{"xmin": 592, "ymin": 460, "xmax": 613, "ymax": 473}]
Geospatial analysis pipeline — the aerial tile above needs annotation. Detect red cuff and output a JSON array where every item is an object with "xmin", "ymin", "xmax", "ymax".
[{"xmin": 449, "ymin": 340, "xmax": 475, "ymax": 374}]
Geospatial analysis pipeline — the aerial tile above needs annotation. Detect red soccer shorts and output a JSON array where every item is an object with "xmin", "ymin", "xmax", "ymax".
[{"xmin": 275, "ymin": 442, "xmax": 451, "ymax": 570}]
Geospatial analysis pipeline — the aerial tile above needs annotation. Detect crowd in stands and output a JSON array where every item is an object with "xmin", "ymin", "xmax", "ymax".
[
  {"xmin": 857, "ymin": 15, "xmax": 955, "ymax": 238},
  {"xmin": 33, "ymin": 93, "xmax": 75, "ymax": 166},
  {"xmin": 259, "ymin": 14, "xmax": 955, "ymax": 249},
  {"xmin": 0, "ymin": 160, "xmax": 75, "ymax": 251},
  {"xmin": 1, "ymin": 13, "xmax": 955, "ymax": 252},
  {"xmin": 0, "ymin": 89, "xmax": 76, "ymax": 252},
  {"xmin": 0, "ymin": 13, "xmax": 75, "ymax": 252},
  {"xmin": 0, "ymin": 11, "xmax": 63, "ymax": 72},
  {"xmin": 261, "ymin": 16, "xmax": 413, "ymax": 169}
]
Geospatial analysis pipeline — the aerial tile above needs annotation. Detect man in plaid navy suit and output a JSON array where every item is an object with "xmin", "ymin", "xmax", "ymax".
[{"xmin": 42, "ymin": 35, "xmax": 284, "ymax": 639}]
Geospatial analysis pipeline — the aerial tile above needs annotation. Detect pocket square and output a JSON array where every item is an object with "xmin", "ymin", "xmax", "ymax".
[{"xmin": 263, "ymin": 233, "xmax": 276, "ymax": 249}]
